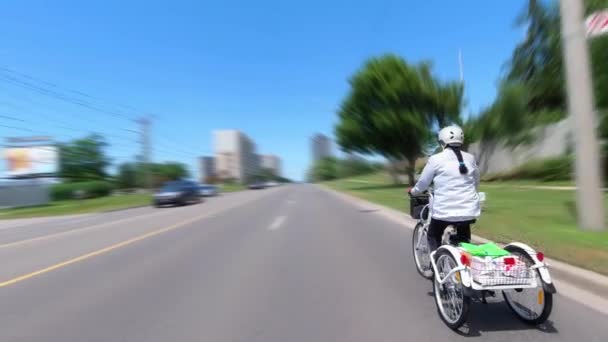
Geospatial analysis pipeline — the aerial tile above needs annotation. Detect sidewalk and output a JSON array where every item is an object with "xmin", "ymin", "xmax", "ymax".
[{"xmin": 319, "ymin": 185, "xmax": 608, "ymax": 316}]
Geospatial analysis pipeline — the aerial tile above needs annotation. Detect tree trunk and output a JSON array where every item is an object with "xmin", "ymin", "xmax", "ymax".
[
  {"xmin": 407, "ymin": 157, "xmax": 417, "ymax": 186},
  {"xmin": 387, "ymin": 160, "xmax": 400, "ymax": 184}
]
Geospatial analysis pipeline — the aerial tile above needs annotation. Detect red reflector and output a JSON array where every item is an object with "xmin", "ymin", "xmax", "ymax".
[
  {"xmin": 537, "ymin": 252, "xmax": 545, "ymax": 262},
  {"xmin": 460, "ymin": 253, "xmax": 470, "ymax": 266},
  {"xmin": 504, "ymin": 257, "xmax": 516, "ymax": 265}
]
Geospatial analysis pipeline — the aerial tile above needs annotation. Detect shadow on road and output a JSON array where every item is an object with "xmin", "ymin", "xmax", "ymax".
[
  {"xmin": 358, "ymin": 208, "xmax": 379, "ymax": 213},
  {"xmin": 458, "ymin": 300, "xmax": 559, "ymax": 337},
  {"xmin": 424, "ymin": 292, "xmax": 559, "ymax": 337}
]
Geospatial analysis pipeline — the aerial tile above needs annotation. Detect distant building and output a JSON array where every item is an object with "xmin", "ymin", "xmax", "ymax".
[
  {"xmin": 253, "ymin": 154, "xmax": 262, "ymax": 173},
  {"xmin": 198, "ymin": 156, "xmax": 215, "ymax": 183},
  {"xmin": 311, "ymin": 133, "xmax": 332, "ymax": 162},
  {"xmin": 214, "ymin": 130, "xmax": 258, "ymax": 183},
  {"xmin": 260, "ymin": 154, "xmax": 282, "ymax": 176}
]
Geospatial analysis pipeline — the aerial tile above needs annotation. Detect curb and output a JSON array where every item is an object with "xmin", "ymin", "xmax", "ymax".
[{"xmin": 319, "ymin": 185, "xmax": 608, "ymax": 315}]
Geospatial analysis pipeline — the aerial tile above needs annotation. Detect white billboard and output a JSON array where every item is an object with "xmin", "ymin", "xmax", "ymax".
[{"xmin": 3, "ymin": 146, "xmax": 59, "ymax": 177}]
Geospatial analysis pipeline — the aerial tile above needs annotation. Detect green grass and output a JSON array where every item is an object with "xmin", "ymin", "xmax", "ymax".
[
  {"xmin": 0, "ymin": 194, "xmax": 152, "ymax": 219},
  {"xmin": 481, "ymin": 180, "xmax": 577, "ymax": 188},
  {"xmin": 219, "ymin": 183, "xmax": 247, "ymax": 192},
  {"xmin": 324, "ymin": 172, "xmax": 608, "ymax": 275}
]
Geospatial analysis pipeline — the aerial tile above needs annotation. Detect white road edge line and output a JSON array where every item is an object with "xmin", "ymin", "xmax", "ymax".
[{"xmin": 268, "ymin": 215, "xmax": 287, "ymax": 231}]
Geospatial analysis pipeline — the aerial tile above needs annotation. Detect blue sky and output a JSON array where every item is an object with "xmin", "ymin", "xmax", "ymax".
[{"xmin": 0, "ymin": 0, "xmax": 525, "ymax": 180}]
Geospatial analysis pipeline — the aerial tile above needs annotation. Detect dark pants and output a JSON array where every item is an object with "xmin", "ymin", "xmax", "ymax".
[{"xmin": 428, "ymin": 219, "xmax": 474, "ymax": 252}]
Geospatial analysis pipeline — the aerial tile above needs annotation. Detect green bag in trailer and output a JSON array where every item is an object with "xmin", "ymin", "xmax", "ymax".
[{"xmin": 459, "ymin": 242, "xmax": 510, "ymax": 258}]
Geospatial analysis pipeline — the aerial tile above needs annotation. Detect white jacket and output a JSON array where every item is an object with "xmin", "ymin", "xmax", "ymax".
[{"xmin": 411, "ymin": 149, "xmax": 481, "ymax": 221}]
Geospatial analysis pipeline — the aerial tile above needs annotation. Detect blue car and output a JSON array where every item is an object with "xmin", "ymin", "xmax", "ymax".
[
  {"xmin": 198, "ymin": 184, "xmax": 218, "ymax": 197},
  {"xmin": 153, "ymin": 180, "xmax": 201, "ymax": 207}
]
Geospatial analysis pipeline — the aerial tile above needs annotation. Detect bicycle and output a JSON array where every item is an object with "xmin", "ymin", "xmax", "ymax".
[
  {"xmin": 409, "ymin": 192, "xmax": 556, "ymax": 330},
  {"xmin": 410, "ymin": 192, "xmax": 433, "ymax": 279}
]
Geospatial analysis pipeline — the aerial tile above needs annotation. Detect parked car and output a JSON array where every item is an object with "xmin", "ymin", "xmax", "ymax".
[
  {"xmin": 153, "ymin": 180, "xmax": 201, "ymax": 207},
  {"xmin": 198, "ymin": 184, "xmax": 218, "ymax": 197},
  {"xmin": 248, "ymin": 182, "xmax": 265, "ymax": 190}
]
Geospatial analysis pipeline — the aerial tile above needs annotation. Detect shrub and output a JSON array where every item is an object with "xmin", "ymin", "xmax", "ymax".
[
  {"xmin": 50, "ymin": 181, "xmax": 114, "ymax": 200},
  {"xmin": 336, "ymin": 158, "xmax": 376, "ymax": 178},
  {"xmin": 482, "ymin": 156, "xmax": 573, "ymax": 182}
]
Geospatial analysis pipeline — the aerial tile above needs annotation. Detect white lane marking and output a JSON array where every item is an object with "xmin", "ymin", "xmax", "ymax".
[
  {"xmin": 268, "ymin": 215, "xmax": 287, "ymax": 231},
  {"xmin": 286, "ymin": 199, "xmax": 296, "ymax": 205}
]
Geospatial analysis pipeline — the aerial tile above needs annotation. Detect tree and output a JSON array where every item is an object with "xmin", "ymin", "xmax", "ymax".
[
  {"xmin": 507, "ymin": 0, "xmax": 564, "ymax": 112},
  {"xmin": 134, "ymin": 162, "xmax": 190, "ymax": 188},
  {"xmin": 587, "ymin": 0, "xmax": 608, "ymax": 110},
  {"xmin": 159, "ymin": 162, "xmax": 190, "ymax": 180},
  {"xmin": 503, "ymin": 0, "xmax": 608, "ymax": 113},
  {"xmin": 335, "ymin": 54, "xmax": 462, "ymax": 185},
  {"xmin": 116, "ymin": 162, "xmax": 137, "ymax": 189},
  {"xmin": 336, "ymin": 158, "xmax": 376, "ymax": 178},
  {"xmin": 258, "ymin": 167, "xmax": 279, "ymax": 181},
  {"xmin": 147, "ymin": 162, "xmax": 189, "ymax": 187},
  {"xmin": 309, "ymin": 157, "xmax": 338, "ymax": 181},
  {"xmin": 59, "ymin": 134, "xmax": 110, "ymax": 181}
]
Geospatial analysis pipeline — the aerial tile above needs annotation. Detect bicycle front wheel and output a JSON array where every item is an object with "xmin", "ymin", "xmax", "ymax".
[{"xmin": 412, "ymin": 222, "xmax": 433, "ymax": 279}]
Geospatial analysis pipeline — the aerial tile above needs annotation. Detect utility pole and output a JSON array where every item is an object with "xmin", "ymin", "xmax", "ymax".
[
  {"xmin": 458, "ymin": 49, "xmax": 464, "ymax": 84},
  {"xmin": 138, "ymin": 117, "xmax": 152, "ymax": 190},
  {"xmin": 560, "ymin": 0, "xmax": 605, "ymax": 230},
  {"xmin": 458, "ymin": 49, "xmax": 469, "ymax": 121}
]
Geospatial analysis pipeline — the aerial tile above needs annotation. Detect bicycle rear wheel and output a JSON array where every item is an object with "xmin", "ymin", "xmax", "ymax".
[
  {"xmin": 502, "ymin": 249, "xmax": 553, "ymax": 325},
  {"xmin": 433, "ymin": 249, "xmax": 470, "ymax": 330},
  {"xmin": 412, "ymin": 222, "xmax": 433, "ymax": 279}
]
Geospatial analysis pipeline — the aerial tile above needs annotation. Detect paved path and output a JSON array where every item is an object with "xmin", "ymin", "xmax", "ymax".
[{"xmin": 0, "ymin": 185, "xmax": 605, "ymax": 341}]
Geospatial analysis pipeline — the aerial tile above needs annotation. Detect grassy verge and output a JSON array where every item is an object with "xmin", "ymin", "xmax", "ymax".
[
  {"xmin": 481, "ymin": 180, "xmax": 576, "ymax": 187},
  {"xmin": 0, "ymin": 193, "xmax": 152, "ymax": 219},
  {"xmin": 324, "ymin": 172, "xmax": 608, "ymax": 275},
  {"xmin": 219, "ymin": 183, "xmax": 247, "ymax": 192}
]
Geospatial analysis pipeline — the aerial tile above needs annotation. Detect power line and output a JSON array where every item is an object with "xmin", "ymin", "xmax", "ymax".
[
  {"xmin": 154, "ymin": 146, "xmax": 200, "ymax": 159},
  {"xmin": 0, "ymin": 66, "xmax": 142, "ymax": 114},
  {"xmin": 0, "ymin": 114, "xmax": 25, "ymax": 122},
  {"xmin": 0, "ymin": 98, "xmax": 139, "ymax": 145},
  {"xmin": 155, "ymin": 135, "xmax": 209, "ymax": 158},
  {"xmin": 0, "ymin": 123, "xmax": 45, "ymax": 134},
  {"xmin": 0, "ymin": 111, "xmax": 136, "ymax": 143},
  {"xmin": 0, "ymin": 73, "xmax": 136, "ymax": 121},
  {"xmin": 0, "ymin": 91, "xmax": 131, "ymax": 130},
  {"xmin": 0, "ymin": 69, "xmax": 206, "ymax": 163},
  {"xmin": 0, "ymin": 119, "xmax": 198, "ymax": 161}
]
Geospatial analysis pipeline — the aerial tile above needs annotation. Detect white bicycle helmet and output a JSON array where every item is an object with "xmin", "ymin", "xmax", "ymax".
[{"xmin": 438, "ymin": 125, "xmax": 464, "ymax": 147}]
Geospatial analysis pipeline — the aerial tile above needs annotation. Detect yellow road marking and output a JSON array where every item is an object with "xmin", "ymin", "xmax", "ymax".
[
  {"xmin": 0, "ymin": 207, "xmax": 181, "ymax": 249},
  {"xmin": 0, "ymin": 211, "xmax": 211, "ymax": 288}
]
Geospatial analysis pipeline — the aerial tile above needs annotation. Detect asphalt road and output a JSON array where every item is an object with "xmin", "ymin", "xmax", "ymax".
[{"xmin": 0, "ymin": 185, "xmax": 606, "ymax": 341}]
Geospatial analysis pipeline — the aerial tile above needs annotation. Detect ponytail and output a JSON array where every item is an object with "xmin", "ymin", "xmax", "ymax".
[{"xmin": 448, "ymin": 145, "xmax": 468, "ymax": 174}]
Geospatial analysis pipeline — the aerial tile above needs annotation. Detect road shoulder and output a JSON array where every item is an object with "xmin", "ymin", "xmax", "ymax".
[{"xmin": 318, "ymin": 184, "xmax": 608, "ymax": 316}]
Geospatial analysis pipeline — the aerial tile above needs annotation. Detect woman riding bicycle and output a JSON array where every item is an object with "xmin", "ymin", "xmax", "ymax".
[{"xmin": 409, "ymin": 125, "xmax": 481, "ymax": 252}]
